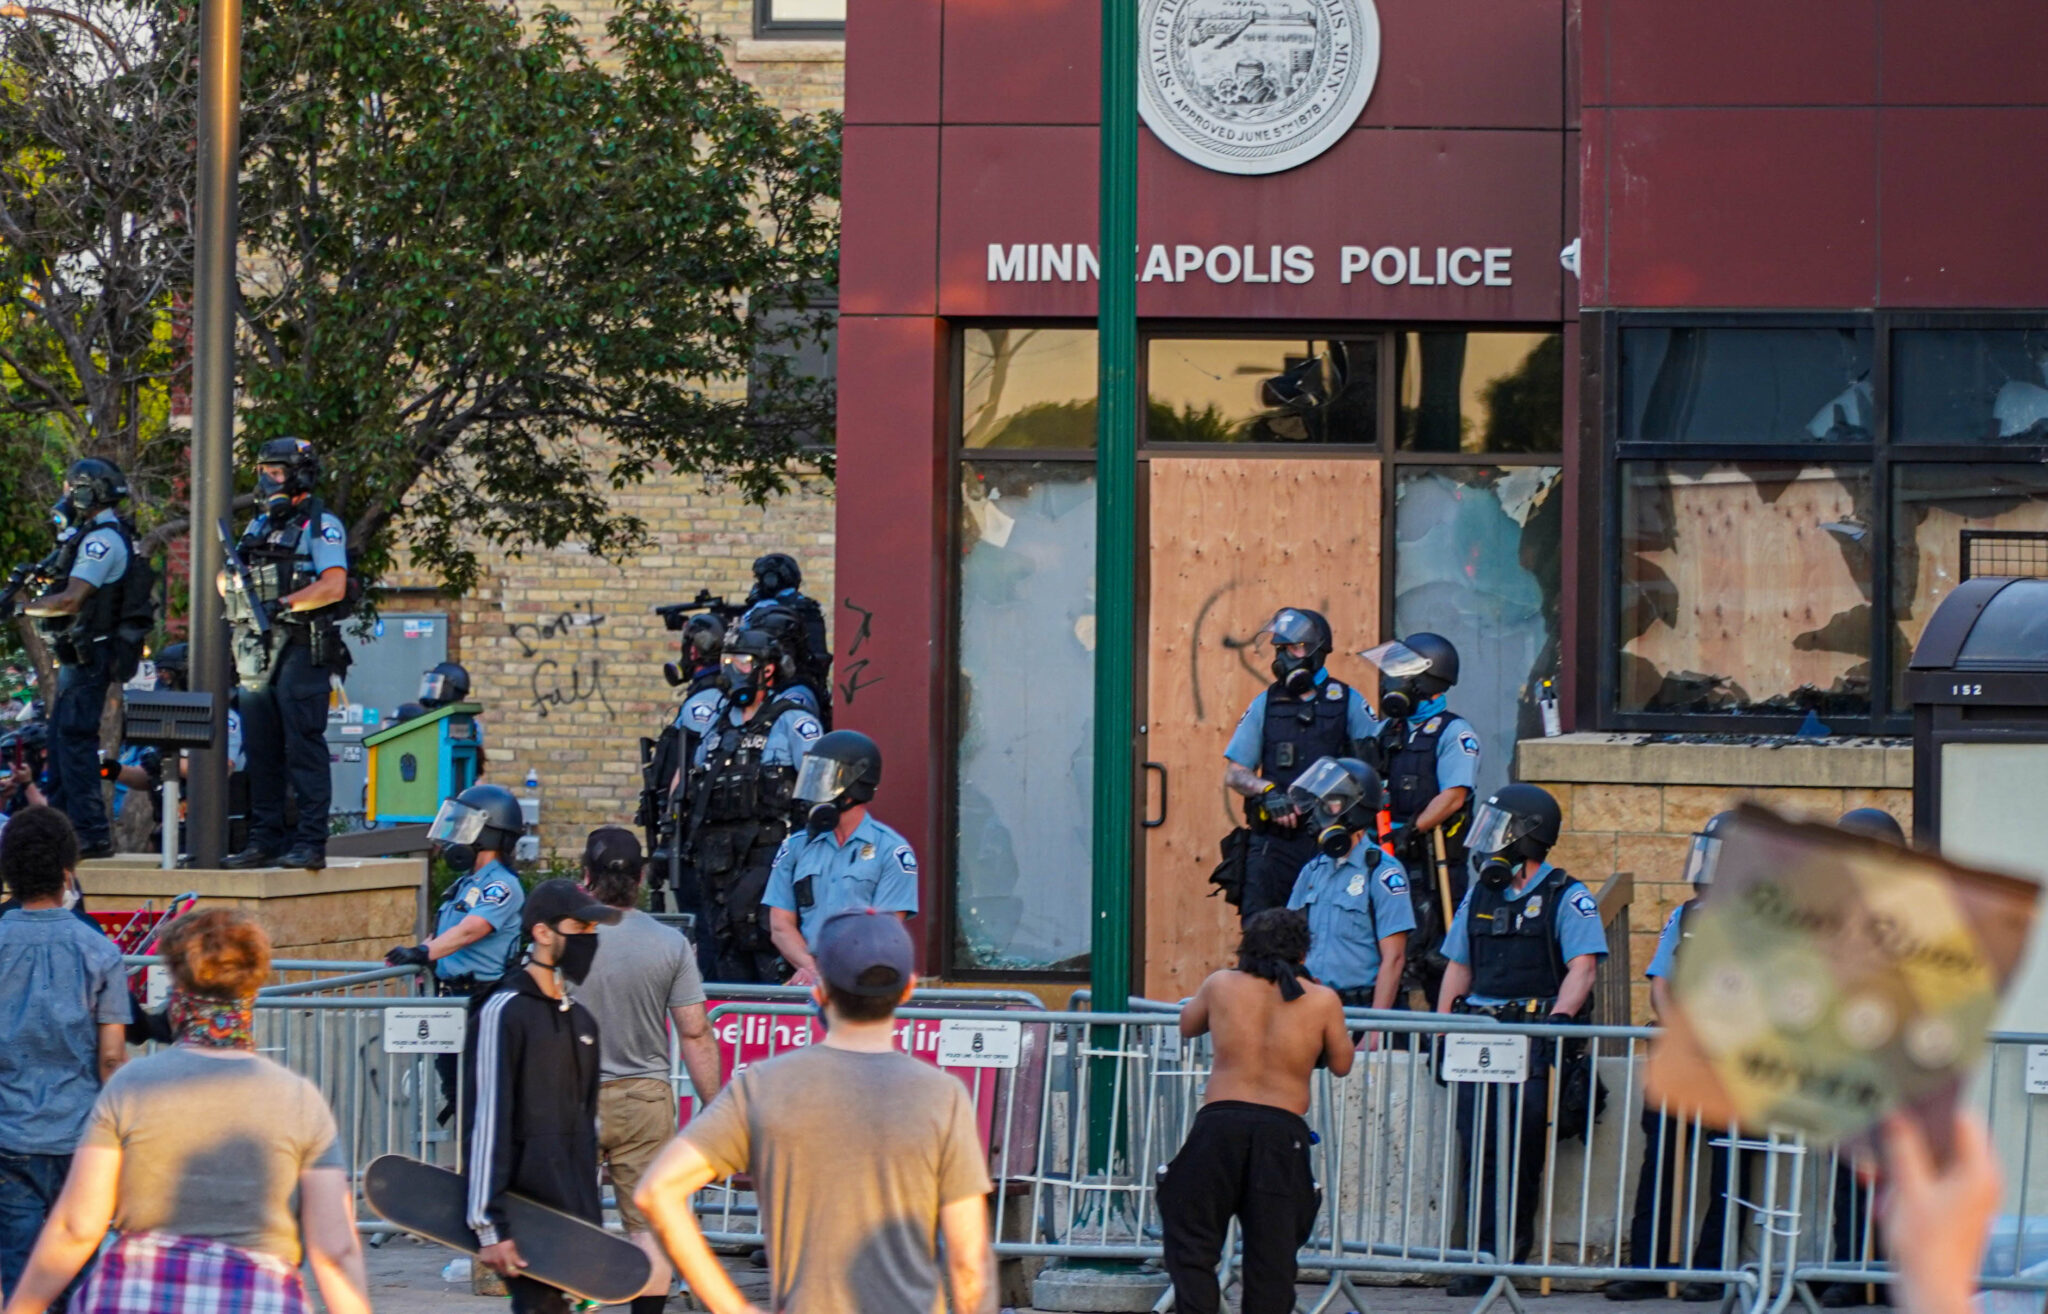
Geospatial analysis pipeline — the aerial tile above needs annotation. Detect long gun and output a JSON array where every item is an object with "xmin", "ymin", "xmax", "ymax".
[
  {"xmin": 0, "ymin": 548, "xmax": 63, "ymax": 616},
  {"xmin": 217, "ymin": 519, "xmax": 271, "ymax": 637}
]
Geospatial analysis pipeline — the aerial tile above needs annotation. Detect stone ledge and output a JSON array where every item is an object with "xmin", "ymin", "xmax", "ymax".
[
  {"xmin": 733, "ymin": 37, "xmax": 844, "ymax": 63},
  {"xmin": 1517, "ymin": 733, "xmax": 1911, "ymax": 790},
  {"xmin": 80, "ymin": 856, "xmax": 425, "ymax": 901}
]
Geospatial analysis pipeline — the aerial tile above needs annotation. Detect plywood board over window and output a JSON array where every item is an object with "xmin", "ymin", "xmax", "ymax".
[{"xmin": 1142, "ymin": 457, "xmax": 1381, "ymax": 1002}]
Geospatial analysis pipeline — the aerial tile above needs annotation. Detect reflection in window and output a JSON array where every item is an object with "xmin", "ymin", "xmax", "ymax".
[
  {"xmin": 956, "ymin": 462, "xmax": 1094, "ymax": 972},
  {"xmin": 962, "ymin": 329, "xmax": 1098, "ymax": 449},
  {"xmin": 1621, "ymin": 328, "xmax": 1875, "ymax": 443},
  {"xmin": 1146, "ymin": 338, "xmax": 1378, "ymax": 443},
  {"xmin": 1396, "ymin": 332, "xmax": 1563, "ymax": 453},
  {"xmin": 1890, "ymin": 464, "xmax": 2048, "ymax": 701},
  {"xmin": 1618, "ymin": 463, "xmax": 1873, "ymax": 715},
  {"xmin": 1893, "ymin": 330, "xmax": 2048, "ymax": 443},
  {"xmin": 1393, "ymin": 466, "xmax": 1563, "ymax": 802}
]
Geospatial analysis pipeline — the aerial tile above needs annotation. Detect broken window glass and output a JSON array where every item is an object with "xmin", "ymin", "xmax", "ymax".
[
  {"xmin": 1890, "ymin": 463, "xmax": 2048, "ymax": 702},
  {"xmin": 1621, "ymin": 327, "xmax": 1875, "ymax": 443},
  {"xmin": 1393, "ymin": 465, "xmax": 1563, "ymax": 801},
  {"xmin": 955, "ymin": 461, "xmax": 1095, "ymax": 973},
  {"xmin": 1396, "ymin": 332, "xmax": 1564, "ymax": 453},
  {"xmin": 1618, "ymin": 462, "xmax": 1873, "ymax": 715},
  {"xmin": 962, "ymin": 328, "xmax": 1098, "ymax": 449},
  {"xmin": 1893, "ymin": 330, "xmax": 2048, "ymax": 444},
  {"xmin": 1145, "ymin": 337, "xmax": 1380, "ymax": 444}
]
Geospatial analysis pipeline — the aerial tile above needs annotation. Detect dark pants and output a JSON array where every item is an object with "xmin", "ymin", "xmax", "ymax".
[
  {"xmin": 435, "ymin": 976, "xmax": 486, "ymax": 1128},
  {"xmin": 49, "ymin": 657, "xmax": 112, "ymax": 850},
  {"xmin": 1240, "ymin": 829, "xmax": 1316, "ymax": 922},
  {"xmin": 1158, "ymin": 1101, "xmax": 1320, "ymax": 1314},
  {"xmin": 240, "ymin": 641, "xmax": 332, "ymax": 853},
  {"xmin": 507, "ymin": 1274, "xmax": 577, "ymax": 1313},
  {"xmin": 1625, "ymin": 1108, "xmax": 1740, "ymax": 1272},
  {"xmin": 0, "ymin": 1149, "xmax": 80, "ymax": 1311},
  {"xmin": 1455, "ymin": 1067, "xmax": 1551, "ymax": 1264}
]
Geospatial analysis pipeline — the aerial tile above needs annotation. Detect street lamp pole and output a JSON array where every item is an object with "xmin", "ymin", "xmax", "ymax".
[{"xmin": 186, "ymin": 0, "xmax": 241, "ymax": 867}]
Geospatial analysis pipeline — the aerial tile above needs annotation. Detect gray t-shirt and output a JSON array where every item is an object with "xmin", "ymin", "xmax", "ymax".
[
  {"xmin": 0, "ymin": 908, "xmax": 128, "ymax": 1154},
  {"xmin": 575, "ymin": 908, "xmax": 707, "ymax": 1083},
  {"xmin": 682, "ymin": 1045, "xmax": 992, "ymax": 1314},
  {"xmin": 81, "ymin": 1047, "xmax": 343, "ymax": 1264}
]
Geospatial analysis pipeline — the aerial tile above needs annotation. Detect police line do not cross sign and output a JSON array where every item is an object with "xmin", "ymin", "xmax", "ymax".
[
  {"xmin": 383, "ymin": 1006, "xmax": 468, "ymax": 1055},
  {"xmin": 1441, "ymin": 1033, "xmax": 1531, "ymax": 1083},
  {"xmin": 936, "ymin": 1019, "xmax": 1022, "ymax": 1069}
]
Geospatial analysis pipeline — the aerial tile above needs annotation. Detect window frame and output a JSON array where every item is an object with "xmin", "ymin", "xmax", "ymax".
[
  {"xmin": 1597, "ymin": 310, "xmax": 2048, "ymax": 737},
  {"xmin": 753, "ymin": 0, "xmax": 845, "ymax": 39}
]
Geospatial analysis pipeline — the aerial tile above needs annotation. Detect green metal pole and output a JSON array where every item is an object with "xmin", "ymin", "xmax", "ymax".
[{"xmin": 1089, "ymin": 0, "xmax": 1138, "ymax": 1174}]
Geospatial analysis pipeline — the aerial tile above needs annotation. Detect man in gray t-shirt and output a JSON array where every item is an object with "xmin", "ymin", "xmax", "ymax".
[{"xmin": 635, "ymin": 909, "xmax": 994, "ymax": 1314}]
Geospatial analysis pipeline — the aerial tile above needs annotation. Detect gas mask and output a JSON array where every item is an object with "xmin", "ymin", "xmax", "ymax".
[
  {"xmin": 256, "ymin": 469, "xmax": 296, "ymax": 518},
  {"xmin": 433, "ymin": 840, "xmax": 478, "ymax": 874},
  {"xmin": 1317, "ymin": 824, "xmax": 1354, "ymax": 859},
  {"xmin": 1271, "ymin": 651, "xmax": 1317, "ymax": 698},
  {"xmin": 795, "ymin": 747, "xmax": 870, "ymax": 839},
  {"xmin": 1285, "ymin": 757, "xmax": 1374, "ymax": 864},
  {"xmin": 721, "ymin": 654, "xmax": 760, "ymax": 709},
  {"xmin": 1474, "ymin": 852, "xmax": 1518, "ymax": 890},
  {"xmin": 1467, "ymin": 797, "xmax": 1539, "ymax": 891},
  {"xmin": 550, "ymin": 931, "xmax": 599, "ymax": 985},
  {"xmin": 1378, "ymin": 677, "xmax": 1416, "ymax": 720},
  {"xmin": 1257, "ymin": 609, "xmax": 1326, "ymax": 699},
  {"xmin": 1360, "ymin": 641, "xmax": 1436, "ymax": 722},
  {"xmin": 806, "ymin": 800, "xmax": 841, "ymax": 837}
]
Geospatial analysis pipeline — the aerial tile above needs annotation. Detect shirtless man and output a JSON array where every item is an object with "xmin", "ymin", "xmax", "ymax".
[{"xmin": 1158, "ymin": 908, "xmax": 1354, "ymax": 1314}]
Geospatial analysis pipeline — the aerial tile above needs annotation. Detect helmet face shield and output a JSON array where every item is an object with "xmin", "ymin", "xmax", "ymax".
[
  {"xmin": 420, "ymin": 672, "xmax": 450, "ymax": 704},
  {"xmin": 427, "ymin": 798, "xmax": 490, "ymax": 846},
  {"xmin": 1256, "ymin": 608, "xmax": 1322, "ymax": 655},
  {"xmin": 1285, "ymin": 756, "xmax": 1364, "ymax": 823},
  {"xmin": 1358, "ymin": 641, "xmax": 1431, "ymax": 680},
  {"xmin": 1467, "ymin": 801, "xmax": 1536, "ymax": 857},
  {"xmin": 1682, "ymin": 832, "xmax": 1723, "ymax": 887},
  {"xmin": 795, "ymin": 753, "xmax": 863, "ymax": 804}
]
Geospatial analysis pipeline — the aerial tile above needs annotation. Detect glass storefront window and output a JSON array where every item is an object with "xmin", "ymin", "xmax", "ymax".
[
  {"xmin": 1621, "ymin": 327, "xmax": 1875, "ymax": 443},
  {"xmin": 1890, "ymin": 464, "xmax": 2048, "ymax": 700},
  {"xmin": 1146, "ymin": 337, "xmax": 1378, "ymax": 444},
  {"xmin": 1893, "ymin": 330, "xmax": 2048, "ymax": 444},
  {"xmin": 1618, "ymin": 462, "xmax": 1873, "ymax": 715},
  {"xmin": 1395, "ymin": 332, "xmax": 1564, "ymax": 453},
  {"xmin": 955, "ymin": 461, "xmax": 1094, "ymax": 972},
  {"xmin": 962, "ymin": 328, "xmax": 1098, "ymax": 449},
  {"xmin": 1393, "ymin": 466, "xmax": 1563, "ymax": 802}
]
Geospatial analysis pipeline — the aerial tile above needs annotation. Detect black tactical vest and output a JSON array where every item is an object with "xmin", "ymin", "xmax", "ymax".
[
  {"xmin": 697, "ymin": 698, "xmax": 801, "ymax": 831},
  {"xmin": 1258, "ymin": 678, "xmax": 1355, "ymax": 791},
  {"xmin": 1381, "ymin": 710, "xmax": 1475, "ymax": 831},
  {"xmin": 242, "ymin": 512, "xmax": 319, "ymax": 607},
  {"xmin": 51, "ymin": 520, "xmax": 130, "ymax": 645},
  {"xmin": 1466, "ymin": 866, "xmax": 1575, "ymax": 1003}
]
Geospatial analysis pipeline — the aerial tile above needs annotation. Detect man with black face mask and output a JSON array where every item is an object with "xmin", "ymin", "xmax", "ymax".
[
  {"xmin": 1222, "ymin": 608, "xmax": 1374, "ymax": 922},
  {"xmin": 466, "ymin": 878, "xmax": 621, "ymax": 1314},
  {"xmin": 1434, "ymin": 783, "xmax": 1606, "ymax": 1295},
  {"xmin": 762, "ymin": 730, "xmax": 918, "ymax": 986}
]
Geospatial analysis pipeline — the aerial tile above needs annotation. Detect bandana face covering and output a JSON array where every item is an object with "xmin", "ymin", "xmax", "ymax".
[{"xmin": 168, "ymin": 987, "xmax": 256, "ymax": 1050}]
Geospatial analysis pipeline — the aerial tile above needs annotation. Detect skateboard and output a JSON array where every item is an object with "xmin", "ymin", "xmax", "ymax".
[{"xmin": 362, "ymin": 1154, "xmax": 652, "ymax": 1304}]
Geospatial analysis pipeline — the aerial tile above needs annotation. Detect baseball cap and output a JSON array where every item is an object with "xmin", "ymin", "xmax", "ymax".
[
  {"xmin": 582, "ymin": 826, "xmax": 643, "ymax": 876},
  {"xmin": 521, "ymin": 877, "xmax": 624, "ymax": 934},
  {"xmin": 814, "ymin": 908, "xmax": 915, "ymax": 998}
]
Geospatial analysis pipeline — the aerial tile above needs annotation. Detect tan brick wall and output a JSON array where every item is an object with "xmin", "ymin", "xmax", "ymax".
[{"xmin": 548, "ymin": 0, "xmax": 845, "ymax": 115}]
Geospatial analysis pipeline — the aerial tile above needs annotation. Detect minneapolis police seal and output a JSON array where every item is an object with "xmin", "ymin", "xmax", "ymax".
[{"xmin": 1139, "ymin": 0, "xmax": 1380, "ymax": 176}]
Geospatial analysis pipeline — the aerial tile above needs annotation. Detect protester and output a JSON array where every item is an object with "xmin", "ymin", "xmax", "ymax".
[
  {"xmin": 1158, "ymin": 907, "xmax": 1354, "ymax": 1314},
  {"xmin": 634, "ymin": 908, "xmax": 995, "ymax": 1314},
  {"xmin": 0, "ymin": 806, "xmax": 128, "ymax": 1306},
  {"xmin": 0, "ymin": 908, "xmax": 369, "ymax": 1314},
  {"xmin": 1879, "ymin": 1111, "xmax": 2000, "ymax": 1314},
  {"xmin": 466, "ymin": 878, "xmax": 621, "ymax": 1314},
  {"xmin": 572, "ymin": 827, "xmax": 724, "ymax": 1314}
]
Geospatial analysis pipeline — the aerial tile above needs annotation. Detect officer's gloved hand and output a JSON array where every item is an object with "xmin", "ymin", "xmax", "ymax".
[
  {"xmin": 98, "ymin": 755, "xmax": 120, "ymax": 782},
  {"xmin": 385, "ymin": 944, "xmax": 431, "ymax": 968},
  {"xmin": 138, "ymin": 748, "xmax": 162, "ymax": 785},
  {"xmin": 264, "ymin": 598, "xmax": 291, "ymax": 624}
]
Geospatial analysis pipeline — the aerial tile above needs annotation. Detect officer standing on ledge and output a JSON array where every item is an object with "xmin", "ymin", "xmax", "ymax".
[
  {"xmin": 684, "ymin": 627, "xmax": 823, "ymax": 983},
  {"xmin": 764, "ymin": 729, "xmax": 919, "ymax": 986},
  {"xmin": 1284, "ymin": 757, "xmax": 1416, "ymax": 1030},
  {"xmin": 1222, "ymin": 608, "xmax": 1374, "ymax": 921},
  {"xmin": 23, "ymin": 460, "xmax": 153, "ymax": 859},
  {"xmin": 222, "ymin": 438, "xmax": 353, "ymax": 871},
  {"xmin": 384, "ymin": 783, "xmax": 527, "ymax": 1124},
  {"xmin": 1435, "ymin": 783, "xmax": 1606, "ymax": 1295}
]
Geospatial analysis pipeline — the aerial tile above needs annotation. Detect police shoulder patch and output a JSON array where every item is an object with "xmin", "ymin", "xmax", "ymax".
[
  {"xmin": 792, "ymin": 715, "xmax": 823, "ymax": 741},
  {"xmin": 686, "ymin": 700, "xmax": 715, "ymax": 728},
  {"xmin": 82, "ymin": 539, "xmax": 110, "ymax": 560},
  {"xmin": 1569, "ymin": 890, "xmax": 1599, "ymax": 918},
  {"xmin": 1380, "ymin": 866, "xmax": 1408, "ymax": 894},
  {"xmin": 320, "ymin": 518, "xmax": 345, "ymax": 544},
  {"xmin": 1457, "ymin": 732, "xmax": 1480, "ymax": 756},
  {"xmin": 478, "ymin": 882, "xmax": 513, "ymax": 907},
  {"xmin": 894, "ymin": 845, "xmax": 919, "ymax": 875}
]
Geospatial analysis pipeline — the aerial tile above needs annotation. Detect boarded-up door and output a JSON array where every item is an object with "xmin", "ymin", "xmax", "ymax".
[{"xmin": 1142, "ymin": 458, "xmax": 1382, "ymax": 1001}]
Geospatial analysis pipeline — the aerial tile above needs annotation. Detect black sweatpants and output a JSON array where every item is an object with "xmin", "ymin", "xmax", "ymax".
[
  {"xmin": 1158, "ymin": 1100, "xmax": 1321, "ymax": 1314},
  {"xmin": 507, "ymin": 1274, "xmax": 576, "ymax": 1313}
]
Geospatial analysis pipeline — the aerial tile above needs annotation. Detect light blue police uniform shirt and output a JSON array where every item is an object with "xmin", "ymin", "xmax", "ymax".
[
  {"xmin": 1367, "ymin": 694, "xmax": 1482, "ymax": 810},
  {"xmin": 673, "ymin": 686, "xmax": 724, "ymax": 744},
  {"xmin": 763, "ymin": 813, "xmax": 920, "ymax": 945},
  {"xmin": 67, "ymin": 510, "xmax": 128, "ymax": 589},
  {"xmin": 1442, "ymin": 861, "xmax": 1608, "ymax": 1007},
  {"xmin": 1223, "ymin": 670, "xmax": 1376, "ymax": 769},
  {"xmin": 244, "ymin": 507, "xmax": 349, "ymax": 577},
  {"xmin": 1287, "ymin": 845, "xmax": 1418, "ymax": 992},
  {"xmin": 435, "ymin": 858, "xmax": 524, "ymax": 980},
  {"xmin": 691, "ymin": 700, "xmax": 824, "ymax": 769},
  {"xmin": 1646, "ymin": 903, "xmax": 1689, "ymax": 980}
]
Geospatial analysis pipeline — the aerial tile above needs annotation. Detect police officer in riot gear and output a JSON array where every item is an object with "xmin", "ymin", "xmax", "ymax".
[
  {"xmin": 221, "ymin": 437, "xmax": 354, "ymax": 871},
  {"xmin": 764, "ymin": 729, "xmax": 919, "ymax": 984},
  {"xmin": 1435, "ymin": 783, "xmax": 1606, "ymax": 1294},
  {"xmin": 1223, "ymin": 608, "xmax": 1375, "ymax": 921},
  {"xmin": 641, "ymin": 613, "xmax": 724, "ymax": 935},
  {"xmin": 22, "ymin": 459, "xmax": 154, "ymax": 858},
  {"xmin": 1284, "ymin": 757, "xmax": 1416, "ymax": 1023},
  {"xmin": 418, "ymin": 661, "xmax": 470, "ymax": 709},
  {"xmin": 682, "ymin": 626, "xmax": 824, "ymax": 982}
]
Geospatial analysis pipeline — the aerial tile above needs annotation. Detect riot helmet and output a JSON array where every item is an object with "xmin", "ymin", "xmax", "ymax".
[
  {"xmin": 154, "ymin": 643, "xmax": 190, "ymax": 693},
  {"xmin": 1838, "ymin": 807, "xmax": 1906, "ymax": 847},
  {"xmin": 1285, "ymin": 756, "xmax": 1383, "ymax": 859},
  {"xmin": 1467, "ymin": 783, "xmax": 1562, "ymax": 889},
  {"xmin": 61, "ymin": 459, "xmax": 129, "ymax": 526},
  {"xmin": 427, "ymin": 783, "xmax": 524, "ymax": 871},
  {"xmin": 253, "ymin": 437, "xmax": 319, "ymax": 517},
  {"xmin": 751, "ymin": 552, "xmax": 802, "ymax": 599},
  {"xmin": 1359, "ymin": 632, "xmax": 1460, "ymax": 720},
  {"xmin": 720, "ymin": 628, "xmax": 781, "ymax": 709},
  {"xmin": 419, "ymin": 661, "xmax": 470, "ymax": 709},
  {"xmin": 796, "ymin": 729, "xmax": 883, "ymax": 835},
  {"xmin": 1682, "ymin": 811, "xmax": 1736, "ymax": 887},
  {"xmin": 682, "ymin": 613, "xmax": 723, "ymax": 671},
  {"xmin": 394, "ymin": 702, "xmax": 426, "ymax": 724},
  {"xmin": 1256, "ymin": 608, "xmax": 1333, "ymax": 698}
]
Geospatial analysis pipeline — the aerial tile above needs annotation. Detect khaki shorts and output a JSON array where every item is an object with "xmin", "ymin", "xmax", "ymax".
[{"xmin": 599, "ymin": 1077, "xmax": 678, "ymax": 1234}]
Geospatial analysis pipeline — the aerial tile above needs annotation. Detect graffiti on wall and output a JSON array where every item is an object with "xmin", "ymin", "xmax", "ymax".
[{"xmin": 508, "ymin": 604, "xmax": 615, "ymax": 719}]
